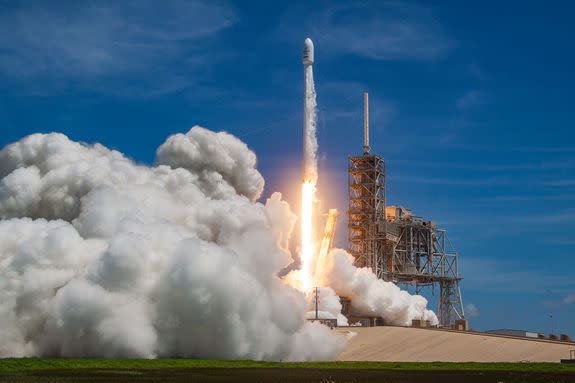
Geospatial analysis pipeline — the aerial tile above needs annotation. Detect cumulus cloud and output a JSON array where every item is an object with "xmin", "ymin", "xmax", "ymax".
[{"xmin": 0, "ymin": 128, "xmax": 344, "ymax": 360}]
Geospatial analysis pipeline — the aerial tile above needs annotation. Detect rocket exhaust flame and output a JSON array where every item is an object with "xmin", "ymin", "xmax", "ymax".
[{"xmin": 300, "ymin": 181, "xmax": 316, "ymax": 293}]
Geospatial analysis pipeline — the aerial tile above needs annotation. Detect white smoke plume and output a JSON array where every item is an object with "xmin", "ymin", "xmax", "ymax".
[
  {"xmin": 0, "ymin": 127, "xmax": 346, "ymax": 359},
  {"xmin": 320, "ymin": 249, "xmax": 438, "ymax": 326},
  {"xmin": 287, "ymin": 247, "xmax": 438, "ymax": 327},
  {"xmin": 305, "ymin": 287, "xmax": 349, "ymax": 326},
  {"xmin": 303, "ymin": 64, "xmax": 318, "ymax": 184},
  {"xmin": 156, "ymin": 128, "xmax": 265, "ymax": 202},
  {"xmin": 0, "ymin": 126, "xmax": 439, "ymax": 360}
]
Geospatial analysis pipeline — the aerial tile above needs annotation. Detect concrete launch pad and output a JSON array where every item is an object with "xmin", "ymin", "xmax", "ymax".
[{"xmin": 337, "ymin": 326, "xmax": 574, "ymax": 362}]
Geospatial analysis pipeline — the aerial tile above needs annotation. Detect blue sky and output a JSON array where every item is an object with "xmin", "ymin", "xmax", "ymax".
[{"xmin": 1, "ymin": 0, "xmax": 574, "ymax": 336}]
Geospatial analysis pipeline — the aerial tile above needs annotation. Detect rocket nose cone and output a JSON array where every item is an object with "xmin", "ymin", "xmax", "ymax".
[{"xmin": 303, "ymin": 38, "xmax": 314, "ymax": 65}]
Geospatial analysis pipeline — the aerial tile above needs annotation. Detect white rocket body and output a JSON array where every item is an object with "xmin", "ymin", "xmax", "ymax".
[
  {"xmin": 302, "ymin": 38, "xmax": 317, "ymax": 183},
  {"xmin": 303, "ymin": 38, "xmax": 314, "ymax": 65}
]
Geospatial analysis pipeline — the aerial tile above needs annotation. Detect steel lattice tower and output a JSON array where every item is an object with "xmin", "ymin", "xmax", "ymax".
[
  {"xmin": 347, "ymin": 92, "xmax": 465, "ymax": 327},
  {"xmin": 348, "ymin": 154, "xmax": 386, "ymax": 278}
]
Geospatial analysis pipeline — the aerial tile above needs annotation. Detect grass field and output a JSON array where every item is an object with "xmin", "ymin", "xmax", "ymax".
[{"xmin": 1, "ymin": 359, "xmax": 574, "ymax": 383}]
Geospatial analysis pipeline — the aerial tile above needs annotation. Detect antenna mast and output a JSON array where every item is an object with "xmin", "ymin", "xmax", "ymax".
[{"xmin": 363, "ymin": 92, "xmax": 370, "ymax": 154}]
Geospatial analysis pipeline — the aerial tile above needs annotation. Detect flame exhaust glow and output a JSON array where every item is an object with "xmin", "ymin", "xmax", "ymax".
[{"xmin": 300, "ymin": 181, "xmax": 316, "ymax": 293}]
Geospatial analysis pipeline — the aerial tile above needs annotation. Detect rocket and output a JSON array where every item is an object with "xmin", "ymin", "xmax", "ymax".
[
  {"xmin": 303, "ymin": 37, "xmax": 314, "ymax": 66},
  {"xmin": 302, "ymin": 38, "xmax": 317, "ymax": 183}
]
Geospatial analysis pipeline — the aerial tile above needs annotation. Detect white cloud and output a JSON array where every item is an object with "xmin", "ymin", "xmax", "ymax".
[
  {"xmin": 278, "ymin": 1, "xmax": 452, "ymax": 61},
  {"xmin": 0, "ymin": 0, "xmax": 236, "ymax": 96},
  {"xmin": 564, "ymin": 293, "xmax": 575, "ymax": 305},
  {"xmin": 464, "ymin": 303, "xmax": 480, "ymax": 318},
  {"xmin": 457, "ymin": 90, "xmax": 485, "ymax": 110}
]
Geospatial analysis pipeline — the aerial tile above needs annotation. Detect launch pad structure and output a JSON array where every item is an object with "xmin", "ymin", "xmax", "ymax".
[{"xmin": 348, "ymin": 93, "xmax": 465, "ymax": 327}]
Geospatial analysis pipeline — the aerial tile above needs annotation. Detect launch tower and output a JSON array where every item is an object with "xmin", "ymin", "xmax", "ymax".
[{"xmin": 348, "ymin": 93, "xmax": 465, "ymax": 327}]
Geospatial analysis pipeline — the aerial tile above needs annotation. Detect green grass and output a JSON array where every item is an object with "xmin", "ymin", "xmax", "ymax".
[{"xmin": 0, "ymin": 358, "xmax": 573, "ymax": 373}]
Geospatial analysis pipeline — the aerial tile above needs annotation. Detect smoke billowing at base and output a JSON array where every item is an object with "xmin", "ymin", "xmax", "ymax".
[{"xmin": 0, "ymin": 127, "xmax": 435, "ymax": 359}]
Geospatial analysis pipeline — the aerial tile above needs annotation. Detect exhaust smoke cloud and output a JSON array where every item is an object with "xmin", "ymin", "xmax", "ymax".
[
  {"xmin": 318, "ymin": 250, "xmax": 438, "ymax": 326},
  {"xmin": 0, "ymin": 128, "xmax": 344, "ymax": 359},
  {"xmin": 0, "ymin": 126, "xmax": 438, "ymax": 359}
]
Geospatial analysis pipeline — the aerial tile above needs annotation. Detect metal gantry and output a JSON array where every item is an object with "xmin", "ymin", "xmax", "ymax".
[
  {"xmin": 348, "ymin": 153, "xmax": 464, "ymax": 327},
  {"xmin": 348, "ymin": 154, "xmax": 386, "ymax": 278}
]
